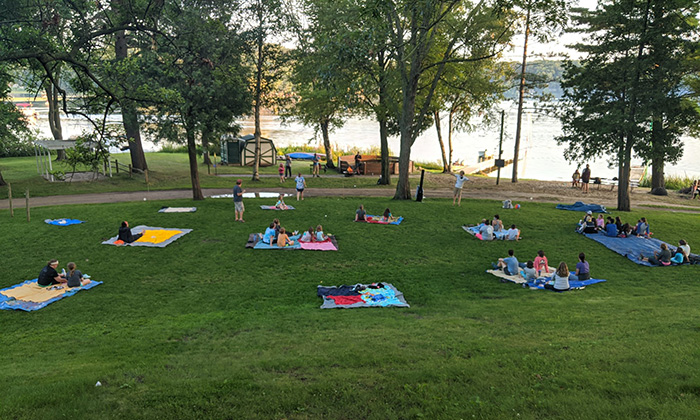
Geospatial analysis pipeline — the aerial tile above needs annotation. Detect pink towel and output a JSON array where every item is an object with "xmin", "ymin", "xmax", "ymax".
[{"xmin": 300, "ymin": 241, "xmax": 337, "ymax": 251}]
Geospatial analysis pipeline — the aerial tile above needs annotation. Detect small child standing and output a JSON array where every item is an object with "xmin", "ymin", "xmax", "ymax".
[{"xmin": 278, "ymin": 163, "xmax": 285, "ymax": 182}]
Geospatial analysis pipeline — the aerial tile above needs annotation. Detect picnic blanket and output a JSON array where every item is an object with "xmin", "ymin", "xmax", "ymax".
[
  {"xmin": 44, "ymin": 218, "xmax": 84, "ymax": 226},
  {"xmin": 318, "ymin": 283, "xmax": 409, "ymax": 308},
  {"xmin": 364, "ymin": 215, "xmax": 404, "ymax": 225},
  {"xmin": 556, "ymin": 201, "xmax": 608, "ymax": 213},
  {"xmin": 583, "ymin": 232, "xmax": 698, "ymax": 266},
  {"xmin": 523, "ymin": 277, "xmax": 607, "ymax": 291},
  {"xmin": 158, "ymin": 207, "xmax": 197, "ymax": 213},
  {"xmin": 463, "ymin": 225, "xmax": 508, "ymax": 240},
  {"xmin": 248, "ymin": 233, "xmax": 339, "ymax": 251},
  {"xmin": 260, "ymin": 205, "xmax": 296, "ymax": 210},
  {"xmin": 0, "ymin": 278, "xmax": 102, "ymax": 311},
  {"xmin": 102, "ymin": 226, "xmax": 192, "ymax": 247},
  {"xmin": 486, "ymin": 266, "xmax": 557, "ymax": 284}
]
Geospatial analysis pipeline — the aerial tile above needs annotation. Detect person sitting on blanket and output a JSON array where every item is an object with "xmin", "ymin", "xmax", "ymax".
[
  {"xmin": 615, "ymin": 216, "xmax": 623, "ymax": 234},
  {"xmin": 273, "ymin": 218, "xmax": 281, "ymax": 240},
  {"xmin": 118, "ymin": 221, "xmax": 143, "ymax": 243},
  {"xmin": 577, "ymin": 211, "xmax": 597, "ymax": 233},
  {"xmin": 492, "ymin": 215, "xmax": 504, "ymax": 233},
  {"xmin": 678, "ymin": 239, "xmax": 690, "ymax": 257},
  {"xmin": 38, "ymin": 259, "xmax": 68, "ymax": 286},
  {"xmin": 262, "ymin": 222, "xmax": 277, "ymax": 244},
  {"xmin": 275, "ymin": 194, "xmax": 289, "ymax": 210},
  {"xmin": 534, "ymin": 250, "xmax": 550, "ymax": 277},
  {"xmin": 596, "ymin": 214, "xmax": 606, "ymax": 231},
  {"xmin": 355, "ymin": 204, "xmax": 367, "ymax": 222},
  {"xmin": 605, "ymin": 217, "xmax": 618, "ymax": 237},
  {"xmin": 276, "ymin": 227, "xmax": 294, "ymax": 247},
  {"xmin": 640, "ymin": 243, "xmax": 672, "ymax": 265},
  {"xmin": 479, "ymin": 220, "xmax": 495, "ymax": 241},
  {"xmin": 569, "ymin": 252, "xmax": 591, "ymax": 281},
  {"xmin": 619, "ymin": 222, "xmax": 633, "ymax": 238},
  {"xmin": 300, "ymin": 227, "xmax": 317, "ymax": 243},
  {"xmin": 505, "ymin": 224, "xmax": 520, "ymax": 241},
  {"xmin": 670, "ymin": 247, "xmax": 688, "ymax": 265},
  {"xmin": 380, "ymin": 208, "xmax": 398, "ymax": 223},
  {"xmin": 546, "ymin": 262, "xmax": 570, "ymax": 292},
  {"xmin": 65, "ymin": 262, "xmax": 90, "ymax": 288},
  {"xmin": 315, "ymin": 225, "xmax": 328, "ymax": 241},
  {"xmin": 495, "ymin": 249, "xmax": 522, "ymax": 276},
  {"xmin": 633, "ymin": 217, "xmax": 651, "ymax": 238},
  {"xmin": 521, "ymin": 261, "xmax": 537, "ymax": 281}
]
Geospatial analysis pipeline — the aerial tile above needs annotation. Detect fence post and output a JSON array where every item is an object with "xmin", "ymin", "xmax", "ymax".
[
  {"xmin": 25, "ymin": 189, "xmax": 30, "ymax": 222},
  {"xmin": 115, "ymin": 159, "xmax": 119, "ymax": 174},
  {"xmin": 129, "ymin": 164, "xmax": 132, "ymax": 178},
  {"xmin": 8, "ymin": 183, "xmax": 13, "ymax": 217},
  {"xmin": 145, "ymin": 169, "xmax": 149, "ymax": 191}
]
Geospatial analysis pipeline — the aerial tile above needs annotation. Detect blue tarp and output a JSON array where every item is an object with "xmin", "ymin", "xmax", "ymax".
[
  {"xmin": 524, "ymin": 277, "xmax": 607, "ymax": 291},
  {"xmin": 44, "ymin": 218, "xmax": 84, "ymax": 226},
  {"xmin": 583, "ymin": 232, "xmax": 697, "ymax": 266},
  {"xmin": 288, "ymin": 152, "xmax": 325, "ymax": 160},
  {"xmin": 254, "ymin": 234, "xmax": 302, "ymax": 249},
  {"xmin": 463, "ymin": 225, "xmax": 508, "ymax": 240},
  {"xmin": 556, "ymin": 202, "xmax": 608, "ymax": 213}
]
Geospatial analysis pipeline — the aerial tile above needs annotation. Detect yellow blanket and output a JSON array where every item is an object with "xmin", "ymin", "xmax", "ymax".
[
  {"xmin": 135, "ymin": 229, "xmax": 182, "ymax": 244},
  {"xmin": 0, "ymin": 282, "xmax": 88, "ymax": 303}
]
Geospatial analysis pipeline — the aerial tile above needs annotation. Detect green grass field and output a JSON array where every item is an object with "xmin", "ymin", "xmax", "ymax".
[{"xmin": 1, "ymin": 196, "xmax": 699, "ymax": 419}]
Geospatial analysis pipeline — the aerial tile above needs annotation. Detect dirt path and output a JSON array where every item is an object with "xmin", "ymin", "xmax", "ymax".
[{"xmin": 1, "ymin": 175, "xmax": 699, "ymax": 213}]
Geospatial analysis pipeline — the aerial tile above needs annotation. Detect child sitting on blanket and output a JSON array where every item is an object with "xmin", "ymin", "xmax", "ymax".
[
  {"xmin": 65, "ymin": 262, "xmax": 90, "ymax": 288},
  {"xmin": 670, "ymin": 247, "xmax": 688, "ymax": 265},
  {"xmin": 505, "ymin": 224, "xmax": 520, "ymax": 240},
  {"xmin": 262, "ymin": 222, "xmax": 276, "ymax": 244},
  {"xmin": 315, "ymin": 225, "xmax": 328, "ymax": 241},
  {"xmin": 634, "ymin": 217, "xmax": 651, "ymax": 238},
  {"xmin": 545, "ymin": 262, "xmax": 570, "ymax": 292},
  {"xmin": 640, "ymin": 243, "xmax": 672, "ymax": 265},
  {"xmin": 300, "ymin": 227, "xmax": 316, "ymax": 243},
  {"xmin": 275, "ymin": 194, "xmax": 289, "ymax": 210},
  {"xmin": 521, "ymin": 261, "xmax": 537, "ymax": 281},
  {"xmin": 355, "ymin": 204, "xmax": 367, "ymax": 222},
  {"xmin": 277, "ymin": 227, "xmax": 294, "ymax": 247},
  {"xmin": 479, "ymin": 220, "xmax": 495, "ymax": 241},
  {"xmin": 569, "ymin": 252, "xmax": 591, "ymax": 281},
  {"xmin": 380, "ymin": 208, "xmax": 397, "ymax": 223},
  {"xmin": 492, "ymin": 215, "xmax": 504, "ymax": 233},
  {"xmin": 605, "ymin": 217, "xmax": 618, "ymax": 237},
  {"xmin": 596, "ymin": 214, "xmax": 606, "ymax": 231},
  {"xmin": 534, "ymin": 250, "xmax": 549, "ymax": 277}
]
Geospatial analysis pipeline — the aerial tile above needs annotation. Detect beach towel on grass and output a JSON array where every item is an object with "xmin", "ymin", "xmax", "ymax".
[
  {"xmin": 158, "ymin": 207, "xmax": 197, "ymax": 213},
  {"xmin": 583, "ymin": 233, "xmax": 698, "ymax": 267},
  {"xmin": 251, "ymin": 234, "xmax": 338, "ymax": 251},
  {"xmin": 364, "ymin": 215, "xmax": 404, "ymax": 225},
  {"xmin": 463, "ymin": 225, "xmax": 509, "ymax": 240},
  {"xmin": 556, "ymin": 201, "xmax": 608, "ymax": 213},
  {"xmin": 102, "ymin": 226, "xmax": 192, "ymax": 247},
  {"xmin": 0, "ymin": 279, "xmax": 102, "ymax": 311},
  {"xmin": 486, "ymin": 266, "xmax": 557, "ymax": 284},
  {"xmin": 44, "ymin": 218, "xmax": 84, "ymax": 226},
  {"xmin": 524, "ymin": 277, "xmax": 607, "ymax": 291},
  {"xmin": 260, "ymin": 205, "xmax": 296, "ymax": 210},
  {"xmin": 318, "ymin": 283, "xmax": 409, "ymax": 308}
]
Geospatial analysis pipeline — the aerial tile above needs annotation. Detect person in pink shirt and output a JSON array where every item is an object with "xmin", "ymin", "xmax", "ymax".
[
  {"xmin": 534, "ymin": 250, "xmax": 549, "ymax": 277},
  {"xmin": 595, "ymin": 214, "xmax": 605, "ymax": 231}
]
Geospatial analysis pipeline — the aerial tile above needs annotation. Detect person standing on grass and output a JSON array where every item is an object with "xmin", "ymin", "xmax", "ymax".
[
  {"xmin": 354, "ymin": 152, "xmax": 362, "ymax": 173},
  {"xmin": 285, "ymin": 155, "xmax": 292, "ymax": 179},
  {"xmin": 233, "ymin": 179, "xmax": 246, "ymax": 222},
  {"xmin": 295, "ymin": 173, "xmax": 307, "ymax": 201},
  {"xmin": 581, "ymin": 164, "xmax": 591, "ymax": 193},
  {"xmin": 572, "ymin": 168, "xmax": 580, "ymax": 188},
  {"xmin": 37, "ymin": 259, "xmax": 67, "ymax": 286},
  {"xmin": 312, "ymin": 153, "xmax": 321, "ymax": 177},
  {"xmin": 278, "ymin": 163, "xmax": 285, "ymax": 183},
  {"xmin": 452, "ymin": 170, "xmax": 469, "ymax": 206}
]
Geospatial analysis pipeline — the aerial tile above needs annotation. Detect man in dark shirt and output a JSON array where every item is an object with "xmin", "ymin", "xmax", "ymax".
[
  {"xmin": 581, "ymin": 164, "xmax": 591, "ymax": 193},
  {"xmin": 354, "ymin": 152, "xmax": 362, "ymax": 174},
  {"xmin": 37, "ymin": 259, "xmax": 67, "ymax": 286},
  {"xmin": 118, "ymin": 221, "xmax": 143, "ymax": 243}
]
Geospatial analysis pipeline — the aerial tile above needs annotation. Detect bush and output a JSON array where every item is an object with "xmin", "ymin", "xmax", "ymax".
[{"xmin": 639, "ymin": 174, "xmax": 695, "ymax": 191}]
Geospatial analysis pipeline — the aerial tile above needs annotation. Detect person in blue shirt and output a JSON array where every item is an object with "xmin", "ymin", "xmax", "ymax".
[
  {"xmin": 605, "ymin": 217, "xmax": 618, "ymax": 237},
  {"xmin": 496, "ymin": 249, "xmax": 520, "ymax": 276}
]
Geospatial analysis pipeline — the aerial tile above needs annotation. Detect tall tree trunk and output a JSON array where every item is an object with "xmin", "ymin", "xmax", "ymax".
[
  {"xmin": 434, "ymin": 110, "xmax": 448, "ymax": 172},
  {"xmin": 46, "ymin": 73, "xmax": 65, "ymax": 160},
  {"xmin": 186, "ymin": 124, "xmax": 204, "ymax": 200},
  {"xmin": 320, "ymin": 118, "xmax": 335, "ymax": 169},
  {"xmin": 115, "ymin": 29, "xmax": 148, "ymax": 171},
  {"xmin": 650, "ymin": 117, "xmax": 665, "ymax": 192},
  {"xmin": 617, "ymin": 135, "xmax": 633, "ymax": 211},
  {"xmin": 0, "ymin": 171, "xmax": 6, "ymax": 186},
  {"xmin": 394, "ymin": 129, "xmax": 413, "ymax": 199},
  {"xmin": 201, "ymin": 125, "xmax": 212, "ymax": 165},
  {"xmin": 447, "ymin": 109, "xmax": 455, "ymax": 174},
  {"xmin": 512, "ymin": 3, "xmax": 531, "ymax": 183},
  {"xmin": 251, "ymin": 10, "xmax": 264, "ymax": 182},
  {"xmin": 378, "ymin": 67, "xmax": 391, "ymax": 184}
]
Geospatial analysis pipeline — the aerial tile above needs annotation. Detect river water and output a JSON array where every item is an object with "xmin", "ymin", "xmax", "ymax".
[{"xmin": 30, "ymin": 106, "xmax": 700, "ymax": 182}]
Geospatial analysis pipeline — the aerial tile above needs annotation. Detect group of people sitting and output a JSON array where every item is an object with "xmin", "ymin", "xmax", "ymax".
[
  {"xmin": 640, "ymin": 240, "xmax": 692, "ymax": 266},
  {"xmin": 261, "ymin": 218, "xmax": 329, "ymax": 247},
  {"xmin": 475, "ymin": 214, "xmax": 520, "ymax": 241},
  {"xmin": 38, "ymin": 259, "xmax": 90, "ymax": 288},
  {"xmin": 578, "ymin": 211, "xmax": 651, "ymax": 238},
  {"xmin": 354, "ymin": 204, "xmax": 399, "ymax": 223},
  {"xmin": 493, "ymin": 249, "xmax": 591, "ymax": 292}
]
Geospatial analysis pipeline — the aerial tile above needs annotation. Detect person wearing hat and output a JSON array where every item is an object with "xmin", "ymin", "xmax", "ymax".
[
  {"xmin": 577, "ymin": 210, "xmax": 597, "ymax": 234},
  {"xmin": 233, "ymin": 179, "xmax": 246, "ymax": 222}
]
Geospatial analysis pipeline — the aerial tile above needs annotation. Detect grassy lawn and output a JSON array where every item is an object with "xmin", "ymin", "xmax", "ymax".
[
  {"xmin": 0, "ymin": 196, "xmax": 698, "ymax": 419},
  {"xmin": 0, "ymin": 153, "xmax": 399, "ymax": 198}
]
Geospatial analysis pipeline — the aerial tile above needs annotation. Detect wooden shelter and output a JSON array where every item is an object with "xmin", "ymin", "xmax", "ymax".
[{"xmin": 220, "ymin": 134, "xmax": 277, "ymax": 167}]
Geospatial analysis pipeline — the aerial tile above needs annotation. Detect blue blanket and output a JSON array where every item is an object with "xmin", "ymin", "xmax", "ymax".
[
  {"xmin": 0, "ymin": 279, "xmax": 103, "ymax": 311},
  {"xmin": 44, "ymin": 218, "xmax": 84, "ymax": 226},
  {"xmin": 524, "ymin": 277, "xmax": 607, "ymax": 291},
  {"xmin": 583, "ymin": 232, "xmax": 697, "ymax": 266},
  {"xmin": 366, "ymin": 215, "xmax": 404, "ymax": 225},
  {"xmin": 463, "ymin": 225, "xmax": 508, "ymax": 240},
  {"xmin": 556, "ymin": 202, "xmax": 608, "ymax": 213},
  {"xmin": 254, "ymin": 234, "xmax": 302, "ymax": 249}
]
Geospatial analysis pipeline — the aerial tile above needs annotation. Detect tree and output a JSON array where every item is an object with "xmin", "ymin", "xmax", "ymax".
[
  {"xmin": 0, "ymin": 65, "xmax": 31, "ymax": 185},
  {"xmin": 379, "ymin": 0, "xmax": 514, "ymax": 199},
  {"xmin": 557, "ymin": 0, "xmax": 700, "ymax": 210},
  {"xmin": 505, "ymin": 0, "xmax": 573, "ymax": 183}
]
